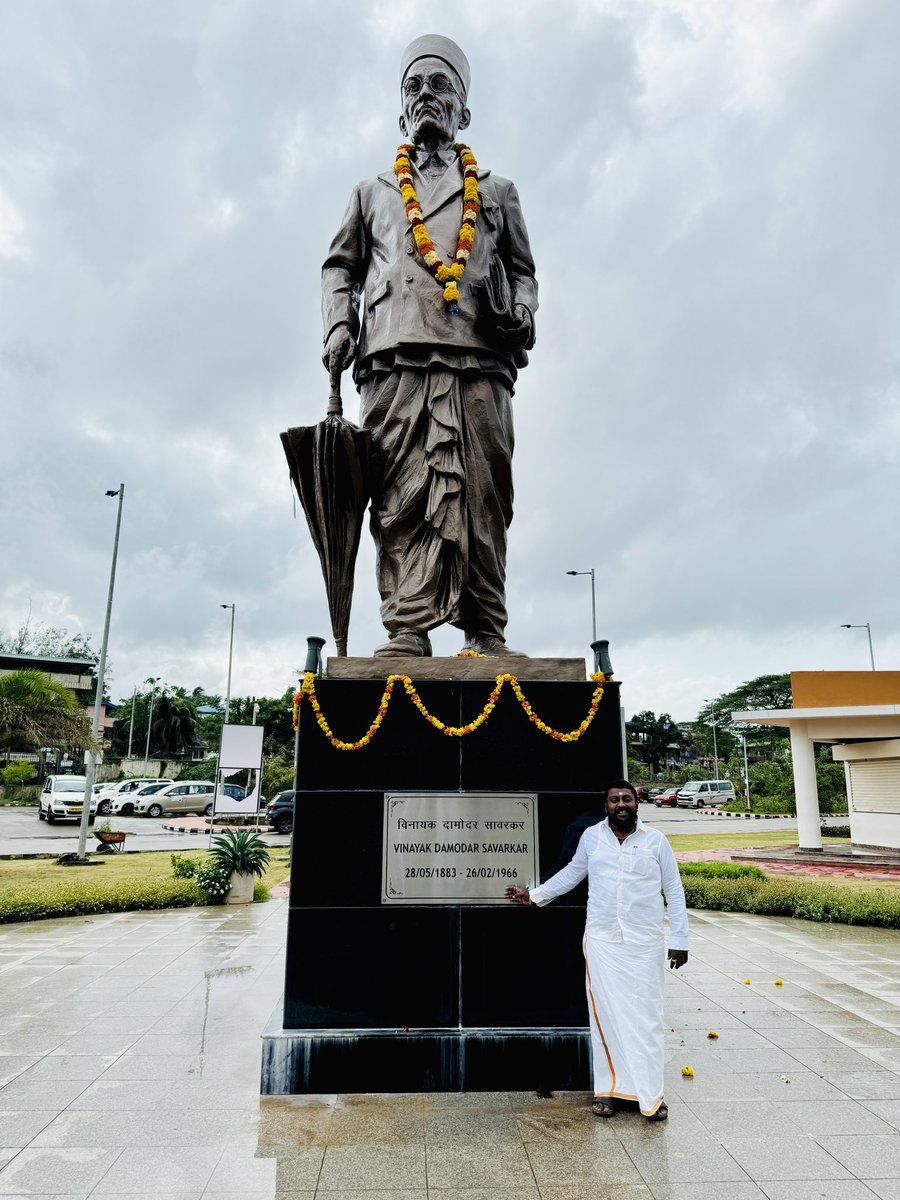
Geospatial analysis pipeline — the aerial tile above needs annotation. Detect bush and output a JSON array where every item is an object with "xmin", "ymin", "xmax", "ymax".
[
  {"xmin": 193, "ymin": 859, "xmax": 231, "ymax": 903},
  {"xmin": 0, "ymin": 879, "xmax": 200, "ymax": 925},
  {"xmin": 170, "ymin": 853, "xmax": 198, "ymax": 879},
  {"xmin": 2, "ymin": 762, "xmax": 36, "ymax": 788},
  {"xmin": 253, "ymin": 882, "xmax": 271, "ymax": 902},
  {"xmin": 678, "ymin": 861, "xmax": 766, "ymax": 880},
  {"xmin": 681, "ymin": 874, "xmax": 900, "ymax": 929},
  {"xmin": 822, "ymin": 824, "xmax": 851, "ymax": 838},
  {"xmin": 176, "ymin": 759, "xmax": 217, "ymax": 783}
]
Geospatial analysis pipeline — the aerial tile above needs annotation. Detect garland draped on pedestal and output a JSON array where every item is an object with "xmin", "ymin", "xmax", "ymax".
[{"xmin": 293, "ymin": 672, "xmax": 606, "ymax": 752}]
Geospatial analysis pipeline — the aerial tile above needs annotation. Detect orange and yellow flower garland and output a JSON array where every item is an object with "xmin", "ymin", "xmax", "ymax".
[
  {"xmin": 293, "ymin": 672, "xmax": 605, "ymax": 752},
  {"xmin": 393, "ymin": 142, "xmax": 478, "ymax": 313}
]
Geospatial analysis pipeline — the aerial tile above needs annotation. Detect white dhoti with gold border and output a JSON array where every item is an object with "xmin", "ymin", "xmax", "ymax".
[{"xmin": 583, "ymin": 934, "xmax": 666, "ymax": 1116}]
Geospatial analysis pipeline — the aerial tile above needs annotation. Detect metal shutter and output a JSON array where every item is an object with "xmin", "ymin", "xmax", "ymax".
[{"xmin": 848, "ymin": 760, "xmax": 900, "ymax": 814}]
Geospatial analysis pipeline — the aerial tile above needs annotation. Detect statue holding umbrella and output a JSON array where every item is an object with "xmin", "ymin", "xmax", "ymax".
[{"xmin": 282, "ymin": 34, "xmax": 537, "ymax": 659}]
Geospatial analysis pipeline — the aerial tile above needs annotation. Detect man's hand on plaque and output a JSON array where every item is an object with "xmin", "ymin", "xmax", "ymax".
[
  {"xmin": 324, "ymin": 326, "xmax": 358, "ymax": 375},
  {"xmin": 505, "ymin": 886, "xmax": 531, "ymax": 905}
]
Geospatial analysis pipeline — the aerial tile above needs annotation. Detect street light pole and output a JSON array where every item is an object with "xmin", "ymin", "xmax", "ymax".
[
  {"xmin": 221, "ymin": 604, "xmax": 235, "ymax": 724},
  {"xmin": 126, "ymin": 685, "xmax": 137, "ymax": 760},
  {"xmin": 840, "ymin": 623, "xmax": 876, "ymax": 670},
  {"xmin": 707, "ymin": 718, "xmax": 720, "ymax": 782},
  {"xmin": 77, "ymin": 485, "xmax": 124, "ymax": 860},
  {"xmin": 142, "ymin": 678, "xmax": 160, "ymax": 775},
  {"xmin": 566, "ymin": 568, "xmax": 597, "ymax": 644}
]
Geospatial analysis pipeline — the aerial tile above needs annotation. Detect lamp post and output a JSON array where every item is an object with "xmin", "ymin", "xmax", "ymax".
[
  {"xmin": 706, "ymin": 717, "xmax": 720, "ymax": 782},
  {"xmin": 77, "ymin": 485, "xmax": 125, "ymax": 860},
  {"xmin": 741, "ymin": 734, "xmax": 751, "ymax": 811},
  {"xmin": 142, "ymin": 677, "xmax": 160, "ymax": 775},
  {"xmin": 840, "ymin": 623, "xmax": 875, "ymax": 670},
  {"xmin": 566, "ymin": 568, "xmax": 597, "ymax": 644},
  {"xmin": 221, "ymin": 604, "xmax": 235, "ymax": 724},
  {"xmin": 126, "ymin": 685, "xmax": 137, "ymax": 760}
]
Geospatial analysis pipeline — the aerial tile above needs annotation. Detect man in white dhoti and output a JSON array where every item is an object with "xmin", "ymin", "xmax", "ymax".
[{"xmin": 506, "ymin": 781, "xmax": 689, "ymax": 1120}]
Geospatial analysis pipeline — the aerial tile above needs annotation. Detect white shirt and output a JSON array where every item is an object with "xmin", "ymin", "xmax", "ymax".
[{"xmin": 529, "ymin": 818, "xmax": 689, "ymax": 951}]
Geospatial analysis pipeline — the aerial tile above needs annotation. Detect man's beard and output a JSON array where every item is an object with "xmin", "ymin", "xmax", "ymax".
[{"xmin": 611, "ymin": 808, "xmax": 636, "ymax": 829}]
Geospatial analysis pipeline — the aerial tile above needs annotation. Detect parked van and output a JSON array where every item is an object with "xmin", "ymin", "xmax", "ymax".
[
  {"xmin": 676, "ymin": 780, "xmax": 735, "ymax": 808},
  {"xmin": 38, "ymin": 775, "xmax": 97, "ymax": 824}
]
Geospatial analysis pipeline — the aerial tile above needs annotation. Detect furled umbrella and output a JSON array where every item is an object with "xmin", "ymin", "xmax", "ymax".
[{"xmin": 280, "ymin": 368, "xmax": 371, "ymax": 657}]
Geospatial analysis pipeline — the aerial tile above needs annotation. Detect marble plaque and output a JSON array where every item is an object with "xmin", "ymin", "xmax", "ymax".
[{"xmin": 382, "ymin": 792, "xmax": 538, "ymax": 905}]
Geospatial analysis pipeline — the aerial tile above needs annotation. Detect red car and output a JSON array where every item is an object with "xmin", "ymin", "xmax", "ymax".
[{"xmin": 654, "ymin": 787, "xmax": 680, "ymax": 807}]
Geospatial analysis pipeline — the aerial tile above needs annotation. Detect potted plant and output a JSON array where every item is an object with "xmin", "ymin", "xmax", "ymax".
[
  {"xmin": 209, "ymin": 829, "xmax": 270, "ymax": 904},
  {"xmin": 93, "ymin": 818, "xmax": 127, "ymax": 853}
]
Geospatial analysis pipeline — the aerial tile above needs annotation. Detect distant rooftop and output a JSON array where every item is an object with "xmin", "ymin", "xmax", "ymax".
[{"xmin": 0, "ymin": 651, "xmax": 96, "ymax": 671}]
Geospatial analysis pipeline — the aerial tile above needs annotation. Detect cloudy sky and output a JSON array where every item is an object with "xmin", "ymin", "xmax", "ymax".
[{"xmin": 2, "ymin": 0, "xmax": 898, "ymax": 722}]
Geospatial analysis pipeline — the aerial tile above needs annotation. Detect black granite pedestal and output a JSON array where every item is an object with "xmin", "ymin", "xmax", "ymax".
[{"xmin": 260, "ymin": 668, "xmax": 623, "ymax": 1094}]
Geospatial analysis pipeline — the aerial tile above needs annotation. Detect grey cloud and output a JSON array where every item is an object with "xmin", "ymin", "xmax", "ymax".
[{"xmin": 2, "ymin": 0, "xmax": 897, "ymax": 718}]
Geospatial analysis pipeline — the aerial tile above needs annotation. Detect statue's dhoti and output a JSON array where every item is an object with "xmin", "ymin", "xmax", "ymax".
[{"xmin": 359, "ymin": 365, "xmax": 514, "ymax": 640}]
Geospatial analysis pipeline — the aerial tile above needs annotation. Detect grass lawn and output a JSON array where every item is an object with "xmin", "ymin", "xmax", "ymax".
[
  {"xmin": 666, "ymin": 830, "xmax": 807, "ymax": 852},
  {"xmin": 667, "ymin": 830, "xmax": 855, "ymax": 853},
  {"xmin": 0, "ymin": 849, "xmax": 290, "ymax": 902},
  {"xmin": 668, "ymin": 830, "xmax": 900, "ymax": 896}
]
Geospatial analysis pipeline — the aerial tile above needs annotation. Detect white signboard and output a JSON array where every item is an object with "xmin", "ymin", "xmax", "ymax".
[
  {"xmin": 215, "ymin": 723, "xmax": 265, "ymax": 814},
  {"xmin": 382, "ymin": 793, "xmax": 538, "ymax": 905}
]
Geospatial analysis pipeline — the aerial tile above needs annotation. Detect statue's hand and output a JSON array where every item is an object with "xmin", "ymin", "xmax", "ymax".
[
  {"xmin": 512, "ymin": 303, "xmax": 534, "ymax": 347},
  {"xmin": 325, "ymin": 326, "xmax": 357, "ymax": 375}
]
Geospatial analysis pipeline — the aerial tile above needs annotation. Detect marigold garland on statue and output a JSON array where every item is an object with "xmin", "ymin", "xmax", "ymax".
[
  {"xmin": 393, "ymin": 142, "xmax": 478, "ymax": 313},
  {"xmin": 294, "ymin": 671, "xmax": 605, "ymax": 751}
]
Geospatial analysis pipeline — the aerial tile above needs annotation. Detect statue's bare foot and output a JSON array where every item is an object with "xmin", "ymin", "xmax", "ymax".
[
  {"xmin": 374, "ymin": 631, "xmax": 433, "ymax": 657},
  {"xmin": 462, "ymin": 634, "xmax": 523, "ymax": 655}
]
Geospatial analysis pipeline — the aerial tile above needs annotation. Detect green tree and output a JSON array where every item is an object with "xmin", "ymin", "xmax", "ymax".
[
  {"xmin": 628, "ymin": 711, "xmax": 683, "ymax": 774},
  {"xmin": 694, "ymin": 674, "xmax": 791, "ymax": 756},
  {"xmin": 0, "ymin": 670, "xmax": 93, "ymax": 752},
  {"xmin": 150, "ymin": 694, "xmax": 200, "ymax": 754},
  {"xmin": 0, "ymin": 621, "xmax": 102, "ymax": 688}
]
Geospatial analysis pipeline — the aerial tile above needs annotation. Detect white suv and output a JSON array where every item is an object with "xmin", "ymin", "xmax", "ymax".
[
  {"xmin": 39, "ymin": 776, "xmax": 98, "ymax": 824},
  {"xmin": 676, "ymin": 780, "xmax": 736, "ymax": 808}
]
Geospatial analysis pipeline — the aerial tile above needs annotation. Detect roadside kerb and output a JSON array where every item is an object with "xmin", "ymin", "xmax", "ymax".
[{"xmin": 698, "ymin": 808, "xmax": 850, "ymax": 819}]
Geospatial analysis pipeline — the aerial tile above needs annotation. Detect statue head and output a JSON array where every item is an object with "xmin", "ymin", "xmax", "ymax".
[{"xmin": 399, "ymin": 35, "xmax": 471, "ymax": 145}]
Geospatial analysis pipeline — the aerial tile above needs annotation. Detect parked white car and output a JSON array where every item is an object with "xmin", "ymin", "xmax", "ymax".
[
  {"xmin": 111, "ymin": 782, "xmax": 169, "ymax": 814},
  {"xmin": 676, "ymin": 780, "xmax": 736, "ymax": 808},
  {"xmin": 96, "ymin": 778, "xmax": 161, "ymax": 815},
  {"xmin": 38, "ymin": 775, "xmax": 97, "ymax": 824},
  {"xmin": 133, "ymin": 781, "xmax": 216, "ymax": 818}
]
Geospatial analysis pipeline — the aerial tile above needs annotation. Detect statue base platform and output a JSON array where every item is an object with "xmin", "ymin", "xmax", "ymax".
[
  {"xmin": 326, "ymin": 656, "xmax": 587, "ymax": 681},
  {"xmin": 262, "ymin": 672, "xmax": 623, "ymax": 1094},
  {"xmin": 260, "ymin": 1016, "xmax": 591, "ymax": 1093}
]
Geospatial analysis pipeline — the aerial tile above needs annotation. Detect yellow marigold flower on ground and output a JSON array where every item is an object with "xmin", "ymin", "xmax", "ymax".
[
  {"xmin": 743, "ymin": 979, "xmax": 751, "ymax": 985},
  {"xmin": 707, "ymin": 1031, "xmax": 719, "ymax": 1039},
  {"xmin": 681, "ymin": 1066, "xmax": 694, "ymax": 1077},
  {"xmin": 774, "ymin": 978, "xmax": 783, "ymax": 986}
]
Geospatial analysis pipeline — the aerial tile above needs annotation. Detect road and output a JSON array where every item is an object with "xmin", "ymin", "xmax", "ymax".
[
  {"xmin": 0, "ymin": 800, "xmax": 844, "ymax": 859},
  {"xmin": 0, "ymin": 806, "xmax": 291, "ymax": 856}
]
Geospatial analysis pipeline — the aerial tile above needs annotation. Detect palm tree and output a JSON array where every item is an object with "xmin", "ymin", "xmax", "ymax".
[
  {"xmin": 0, "ymin": 670, "xmax": 93, "ymax": 752},
  {"xmin": 150, "ymin": 694, "xmax": 200, "ymax": 754}
]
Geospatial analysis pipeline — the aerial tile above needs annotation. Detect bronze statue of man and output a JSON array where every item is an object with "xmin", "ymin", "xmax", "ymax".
[{"xmin": 322, "ymin": 35, "xmax": 538, "ymax": 657}]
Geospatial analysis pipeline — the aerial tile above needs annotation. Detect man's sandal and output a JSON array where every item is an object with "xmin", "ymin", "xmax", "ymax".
[
  {"xmin": 591, "ymin": 1097, "xmax": 615, "ymax": 1118},
  {"xmin": 645, "ymin": 1102, "xmax": 668, "ymax": 1121}
]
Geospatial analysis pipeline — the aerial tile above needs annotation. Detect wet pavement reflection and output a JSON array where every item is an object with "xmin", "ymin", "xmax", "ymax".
[{"xmin": 1, "ymin": 899, "xmax": 900, "ymax": 1197}]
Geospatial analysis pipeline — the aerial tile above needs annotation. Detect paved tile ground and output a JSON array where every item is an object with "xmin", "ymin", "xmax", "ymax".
[{"xmin": 1, "ymin": 900, "xmax": 900, "ymax": 1198}]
